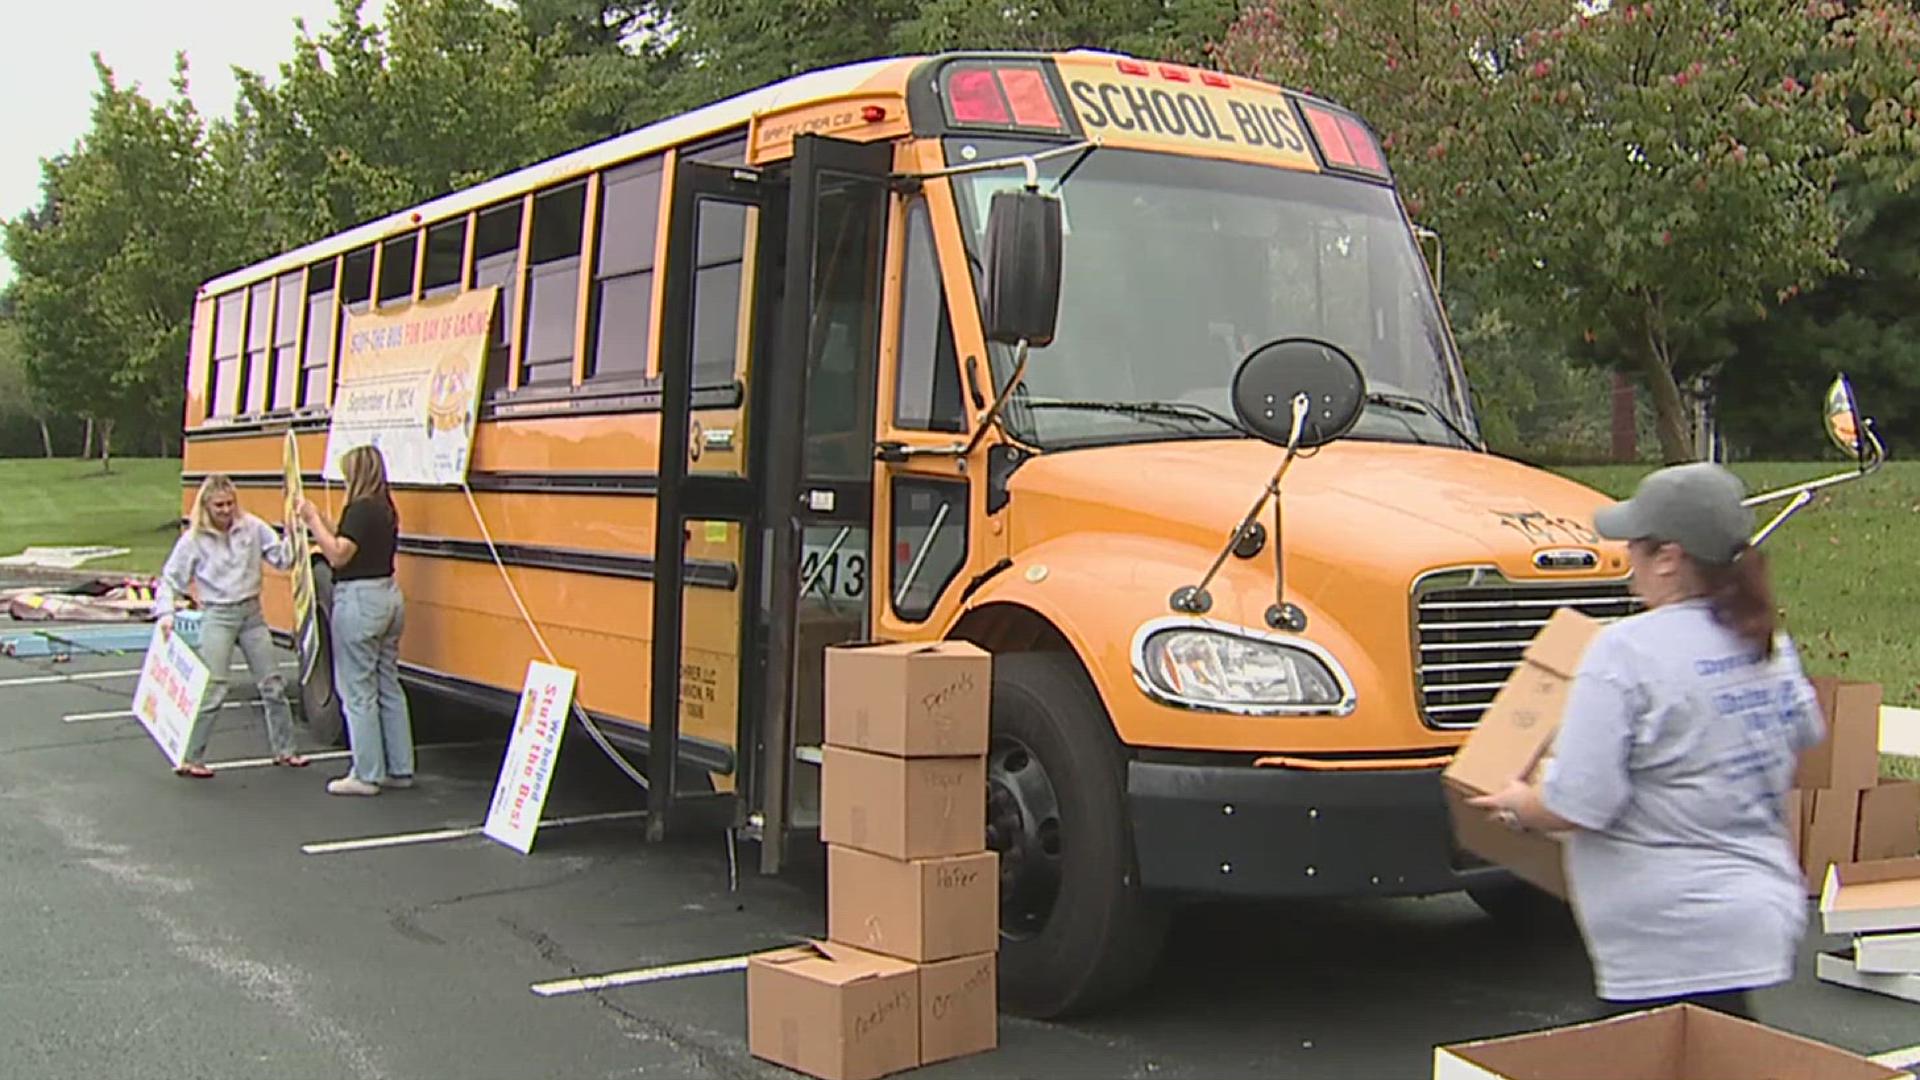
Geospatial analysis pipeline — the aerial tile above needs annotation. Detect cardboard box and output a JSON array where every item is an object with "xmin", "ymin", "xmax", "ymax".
[
  {"xmin": 825, "ymin": 641, "xmax": 990, "ymax": 758},
  {"xmin": 1817, "ymin": 949, "xmax": 1920, "ymax": 1006},
  {"xmin": 1820, "ymin": 856, "xmax": 1920, "ymax": 936},
  {"xmin": 1856, "ymin": 780, "xmax": 1920, "ymax": 862},
  {"xmin": 1805, "ymin": 789, "xmax": 1864, "ymax": 895},
  {"xmin": 1441, "ymin": 608, "xmax": 1601, "ymax": 899},
  {"xmin": 1433, "ymin": 1003, "xmax": 1905, "ymax": 1080},
  {"xmin": 918, "ymin": 952, "xmax": 997, "ymax": 1066},
  {"xmin": 828, "ymin": 846, "xmax": 998, "ymax": 963},
  {"xmin": 1855, "ymin": 929, "xmax": 1920, "ymax": 975},
  {"xmin": 1797, "ymin": 678, "xmax": 1883, "ymax": 791},
  {"xmin": 821, "ymin": 746, "xmax": 986, "ymax": 860},
  {"xmin": 747, "ymin": 941, "xmax": 919, "ymax": 1080}
]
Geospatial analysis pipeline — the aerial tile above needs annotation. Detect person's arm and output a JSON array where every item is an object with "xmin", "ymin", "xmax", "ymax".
[
  {"xmin": 1774, "ymin": 636, "xmax": 1826, "ymax": 755},
  {"xmin": 1469, "ymin": 633, "xmax": 1638, "ymax": 834},
  {"xmin": 152, "ymin": 532, "xmax": 198, "ymax": 633},
  {"xmin": 300, "ymin": 498, "xmax": 360, "ymax": 569},
  {"xmin": 256, "ymin": 515, "xmax": 295, "ymax": 571}
]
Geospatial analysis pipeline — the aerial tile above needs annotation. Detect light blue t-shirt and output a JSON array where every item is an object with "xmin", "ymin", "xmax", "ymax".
[{"xmin": 1540, "ymin": 599, "xmax": 1823, "ymax": 1002}]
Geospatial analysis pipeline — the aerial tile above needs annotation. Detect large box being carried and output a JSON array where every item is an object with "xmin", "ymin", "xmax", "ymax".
[
  {"xmin": 1441, "ymin": 607, "xmax": 1603, "ymax": 898},
  {"xmin": 1434, "ymin": 1004, "xmax": 1905, "ymax": 1080}
]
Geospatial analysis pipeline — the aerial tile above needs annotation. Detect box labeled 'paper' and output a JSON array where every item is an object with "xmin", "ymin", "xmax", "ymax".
[{"xmin": 828, "ymin": 846, "xmax": 998, "ymax": 963}]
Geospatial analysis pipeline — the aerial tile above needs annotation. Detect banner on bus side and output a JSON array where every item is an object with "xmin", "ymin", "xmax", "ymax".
[
  {"xmin": 484, "ymin": 660, "xmax": 578, "ymax": 855},
  {"xmin": 324, "ymin": 286, "xmax": 498, "ymax": 487},
  {"xmin": 132, "ymin": 624, "xmax": 211, "ymax": 769}
]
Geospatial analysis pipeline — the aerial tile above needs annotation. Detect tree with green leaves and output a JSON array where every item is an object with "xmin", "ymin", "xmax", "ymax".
[{"xmin": 1213, "ymin": 0, "xmax": 1920, "ymax": 463}]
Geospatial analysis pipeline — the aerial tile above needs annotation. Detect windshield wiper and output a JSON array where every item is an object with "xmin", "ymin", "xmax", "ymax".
[
  {"xmin": 1022, "ymin": 399, "xmax": 1251, "ymax": 436},
  {"xmin": 1365, "ymin": 392, "xmax": 1480, "ymax": 449}
]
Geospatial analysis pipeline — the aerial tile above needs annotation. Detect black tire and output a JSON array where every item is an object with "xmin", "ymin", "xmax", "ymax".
[
  {"xmin": 990, "ymin": 652, "xmax": 1169, "ymax": 1019},
  {"xmin": 1467, "ymin": 877, "xmax": 1578, "ymax": 938}
]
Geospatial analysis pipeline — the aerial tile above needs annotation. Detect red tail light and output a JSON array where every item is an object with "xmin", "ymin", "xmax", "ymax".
[
  {"xmin": 947, "ymin": 68, "xmax": 1011, "ymax": 125},
  {"xmin": 942, "ymin": 64, "xmax": 1067, "ymax": 131},
  {"xmin": 1299, "ymin": 100, "xmax": 1388, "ymax": 176}
]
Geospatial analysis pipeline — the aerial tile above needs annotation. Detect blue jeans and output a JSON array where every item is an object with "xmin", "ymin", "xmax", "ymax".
[
  {"xmin": 183, "ymin": 598, "xmax": 295, "ymax": 762},
  {"xmin": 332, "ymin": 577, "xmax": 412, "ymax": 784}
]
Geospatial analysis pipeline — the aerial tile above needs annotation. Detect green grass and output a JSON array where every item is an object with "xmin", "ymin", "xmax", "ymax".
[
  {"xmin": 0, "ymin": 458, "xmax": 181, "ymax": 574},
  {"xmin": 1559, "ymin": 461, "xmax": 1920, "ymax": 706}
]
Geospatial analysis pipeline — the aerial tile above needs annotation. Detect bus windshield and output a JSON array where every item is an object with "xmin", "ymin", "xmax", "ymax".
[{"xmin": 949, "ymin": 139, "xmax": 1477, "ymax": 451}]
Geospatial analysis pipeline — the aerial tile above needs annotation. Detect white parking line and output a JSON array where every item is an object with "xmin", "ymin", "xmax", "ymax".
[
  {"xmin": 205, "ymin": 739, "xmax": 497, "ymax": 772},
  {"xmin": 300, "ymin": 809, "xmax": 646, "ymax": 856},
  {"xmin": 530, "ymin": 953, "xmax": 754, "ymax": 998},
  {"xmin": 0, "ymin": 660, "xmax": 294, "ymax": 689},
  {"xmin": 63, "ymin": 701, "xmax": 259, "ymax": 724}
]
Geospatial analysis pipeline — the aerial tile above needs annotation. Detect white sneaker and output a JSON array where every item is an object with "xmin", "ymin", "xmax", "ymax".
[
  {"xmin": 383, "ymin": 776, "xmax": 415, "ymax": 790},
  {"xmin": 327, "ymin": 777, "xmax": 381, "ymax": 796}
]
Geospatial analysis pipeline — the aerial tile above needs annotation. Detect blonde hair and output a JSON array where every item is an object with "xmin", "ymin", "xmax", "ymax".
[
  {"xmin": 189, "ymin": 474, "xmax": 241, "ymax": 534},
  {"xmin": 340, "ymin": 445, "xmax": 395, "ymax": 518}
]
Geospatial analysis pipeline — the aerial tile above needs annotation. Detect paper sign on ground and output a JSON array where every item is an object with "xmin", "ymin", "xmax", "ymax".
[
  {"xmin": 131, "ymin": 625, "xmax": 211, "ymax": 768},
  {"xmin": 323, "ymin": 288, "xmax": 497, "ymax": 486},
  {"xmin": 484, "ymin": 661, "xmax": 578, "ymax": 854}
]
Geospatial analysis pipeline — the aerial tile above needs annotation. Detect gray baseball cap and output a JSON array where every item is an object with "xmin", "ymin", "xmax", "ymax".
[{"xmin": 1593, "ymin": 462, "xmax": 1754, "ymax": 565}]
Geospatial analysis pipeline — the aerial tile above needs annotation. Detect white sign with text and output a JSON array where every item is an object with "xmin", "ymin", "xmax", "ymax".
[
  {"xmin": 483, "ymin": 661, "xmax": 577, "ymax": 854},
  {"xmin": 132, "ymin": 626, "xmax": 211, "ymax": 768}
]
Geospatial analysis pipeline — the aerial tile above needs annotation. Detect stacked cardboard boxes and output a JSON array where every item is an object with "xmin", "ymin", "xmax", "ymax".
[
  {"xmin": 748, "ymin": 642, "xmax": 998, "ymax": 1080},
  {"xmin": 1792, "ymin": 678, "xmax": 1920, "ymax": 894},
  {"xmin": 1816, "ymin": 855, "xmax": 1920, "ymax": 1003}
]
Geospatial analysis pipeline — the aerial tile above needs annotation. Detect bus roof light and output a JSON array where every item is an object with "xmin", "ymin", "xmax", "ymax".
[
  {"xmin": 1299, "ymin": 101, "xmax": 1387, "ymax": 176},
  {"xmin": 1116, "ymin": 59, "xmax": 1151, "ymax": 76},
  {"xmin": 997, "ymin": 68, "xmax": 1062, "ymax": 129},
  {"xmin": 1199, "ymin": 71, "xmax": 1232, "ymax": 88},
  {"xmin": 1337, "ymin": 115, "xmax": 1383, "ymax": 172},
  {"xmin": 1158, "ymin": 65, "xmax": 1191, "ymax": 82},
  {"xmin": 861, "ymin": 104, "xmax": 888, "ymax": 123},
  {"xmin": 947, "ymin": 67, "xmax": 1011, "ymax": 125}
]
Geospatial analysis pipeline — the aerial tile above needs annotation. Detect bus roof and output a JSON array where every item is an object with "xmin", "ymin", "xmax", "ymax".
[{"xmin": 200, "ymin": 55, "xmax": 919, "ymax": 296}]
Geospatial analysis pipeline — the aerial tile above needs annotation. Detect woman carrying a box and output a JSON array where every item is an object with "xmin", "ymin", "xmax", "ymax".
[{"xmin": 1469, "ymin": 463, "xmax": 1824, "ymax": 1020}]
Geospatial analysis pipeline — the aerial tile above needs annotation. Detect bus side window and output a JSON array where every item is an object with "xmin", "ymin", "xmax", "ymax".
[
  {"xmin": 471, "ymin": 202, "xmax": 523, "ymax": 397},
  {"xmin": 422, "ymin": 220, "xmax": 464, "ymax": 299},
  {"xmin": 588, "ymin": 157, "xmax": 662, "ymax": 381},
  {"xmin": 243, "ymin": 280, "xmax": 273, "ymax": 415},
  {"xmin": 522, "ymin": 183, "xmax": 587, "ymax": 388},
  {"xmin": 894, "ymin": 202, "xmax": 965, "ymax": 433},
  {"xmin": 301, "ymin": 262, "xmax": 336, "ymax": 409},
  {"xmin": 271, "ymin": 271, "xmax": 302, "ymax": 411},
  {"xmin": 209, "ymin": 291, "xmax": 245, "ymax": 418},
  {"xmin": 890, "ymin": 477, "xmax": 969, "ymax": 622}
]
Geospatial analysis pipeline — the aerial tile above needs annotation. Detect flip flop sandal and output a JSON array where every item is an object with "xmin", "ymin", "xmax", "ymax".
[
  {"xmin": 174, "ymin": 764, "xmax": 215, "ymax": 779},
  {"xmin": 274, "ymin": 755, "xmax": 311, "ymax": 768}
]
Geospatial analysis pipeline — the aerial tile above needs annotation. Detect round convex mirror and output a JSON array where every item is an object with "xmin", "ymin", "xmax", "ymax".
[{"xmin": 1231, "ymin": 338, "xmax": 1366, "ymax": 449}]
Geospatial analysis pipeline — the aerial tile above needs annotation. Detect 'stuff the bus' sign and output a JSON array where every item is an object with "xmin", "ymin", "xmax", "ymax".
[
  {"xmin": 1055, "ymin": 59, "xmax": 1319, "ymax": 170},
  {"xmin": 324, "ymin": 286, "xmax": 498, "ymax": 487},
  {"xmin": 484, "ymin": 660, "xmax": 578, "ymax": 855},
  {"xmin": 132, "ymin": 625, "xmax": 211, "ymax": 769}
]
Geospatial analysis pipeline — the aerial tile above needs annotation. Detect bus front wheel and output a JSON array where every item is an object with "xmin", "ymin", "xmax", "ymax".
[{"xmin": 989, "ymin": 652, "xmax": 1168, "ymax": 1019}]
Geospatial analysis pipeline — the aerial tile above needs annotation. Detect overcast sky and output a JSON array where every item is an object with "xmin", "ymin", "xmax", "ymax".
[{"xmin": 0, "ymin": 0, "xmax": 369, "ymax": 289}]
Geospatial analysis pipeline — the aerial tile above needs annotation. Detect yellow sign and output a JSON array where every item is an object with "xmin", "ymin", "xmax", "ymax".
[
  {"xmin": 283, "ymin": 432, "xmax": 322, "ymax": 685},
  {"xmin": 1055, "ymin": 60, "xmax": 1319, "ymax": 169},
  {"xmin": 325, "ymin": 287, "xmax": 498, "ymax": 486}
]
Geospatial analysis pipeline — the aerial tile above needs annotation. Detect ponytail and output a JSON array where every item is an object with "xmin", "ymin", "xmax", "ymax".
[{"xmin": 1698, "ymin": 545, "xmax": 1777, "ymax": 658}]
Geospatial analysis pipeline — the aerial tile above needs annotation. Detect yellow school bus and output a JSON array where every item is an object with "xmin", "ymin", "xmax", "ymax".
[{"xmin": 180, "ymin": 50, "xmax": 1653, "ymax": 1017}]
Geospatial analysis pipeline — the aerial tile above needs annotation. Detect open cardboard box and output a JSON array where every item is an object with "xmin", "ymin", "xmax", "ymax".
[
  {"xmin": 1441, "ymin": 607, "xmax": 1602, "ymax": 899},
  {"xmin": 1434, "ymin": 1004, "xmax": 1907, "ymax": 1080},
  {"xmin": 1820, "ymin": 856, "xmax": 1920, "ymax": 936},
  {"xmin": 747, "ymin": 940, "xmax": 919, "ymax": 1080}
]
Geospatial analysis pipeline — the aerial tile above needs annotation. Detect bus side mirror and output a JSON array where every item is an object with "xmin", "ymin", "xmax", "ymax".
[{"xmin": 981, "ymin": 190, "xmax": 1062, "ymax": 348}]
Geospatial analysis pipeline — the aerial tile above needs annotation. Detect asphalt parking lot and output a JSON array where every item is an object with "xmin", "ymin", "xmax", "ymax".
[{"xmin": 2, "ymin": 619, "xmax": 1916, "ymax": 1080}]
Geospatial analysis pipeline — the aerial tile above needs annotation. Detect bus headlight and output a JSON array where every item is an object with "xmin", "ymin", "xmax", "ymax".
[{"xmin": 1133, "ymin": 621, "xmax": 1354, "ymax": 715}]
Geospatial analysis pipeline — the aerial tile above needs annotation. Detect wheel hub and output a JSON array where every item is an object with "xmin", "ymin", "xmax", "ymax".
[{"xmin": 985, "ymin": 733, "xmax": 1064, "ymax": 940}]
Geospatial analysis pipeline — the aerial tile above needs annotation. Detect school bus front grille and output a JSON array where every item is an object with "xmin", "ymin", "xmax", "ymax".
[{"xmin": 1413, "ymin": 575, "xmax": 1640, "ymax": 729}]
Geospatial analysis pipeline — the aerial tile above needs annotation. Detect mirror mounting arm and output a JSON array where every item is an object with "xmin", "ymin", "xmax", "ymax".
[
  {"xmin": 960, "ymin": 339, "xmax": 1033, "ymax": 459},
  {"xmin": 1170, "ymin": 393, "xmax": 1310, "ymax": 616}
]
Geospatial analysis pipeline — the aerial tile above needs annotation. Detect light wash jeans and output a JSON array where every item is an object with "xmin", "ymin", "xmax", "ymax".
[
  {"xmin": 183, "ymin": 598, "xmax": 295, "ymax": 763},
  {"xmin": 333, "ymin": 577, "xmax": 414, "ymax": 784}
]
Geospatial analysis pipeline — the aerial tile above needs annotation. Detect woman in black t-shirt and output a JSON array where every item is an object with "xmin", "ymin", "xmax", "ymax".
[{"xmin": 300, "ymin": 445, "xmax": 413, "ymax": 796}]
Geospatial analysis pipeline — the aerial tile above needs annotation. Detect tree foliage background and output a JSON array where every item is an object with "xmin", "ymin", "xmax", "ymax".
[{"xmin": 4, "ymin": 0, "xmax": 1919, "ymax": 465}]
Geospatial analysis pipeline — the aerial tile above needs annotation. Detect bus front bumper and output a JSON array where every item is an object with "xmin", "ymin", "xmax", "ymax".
[{"xmin": 1126, "ymin": 757, "xmax": 1508, "ymax": 899}]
